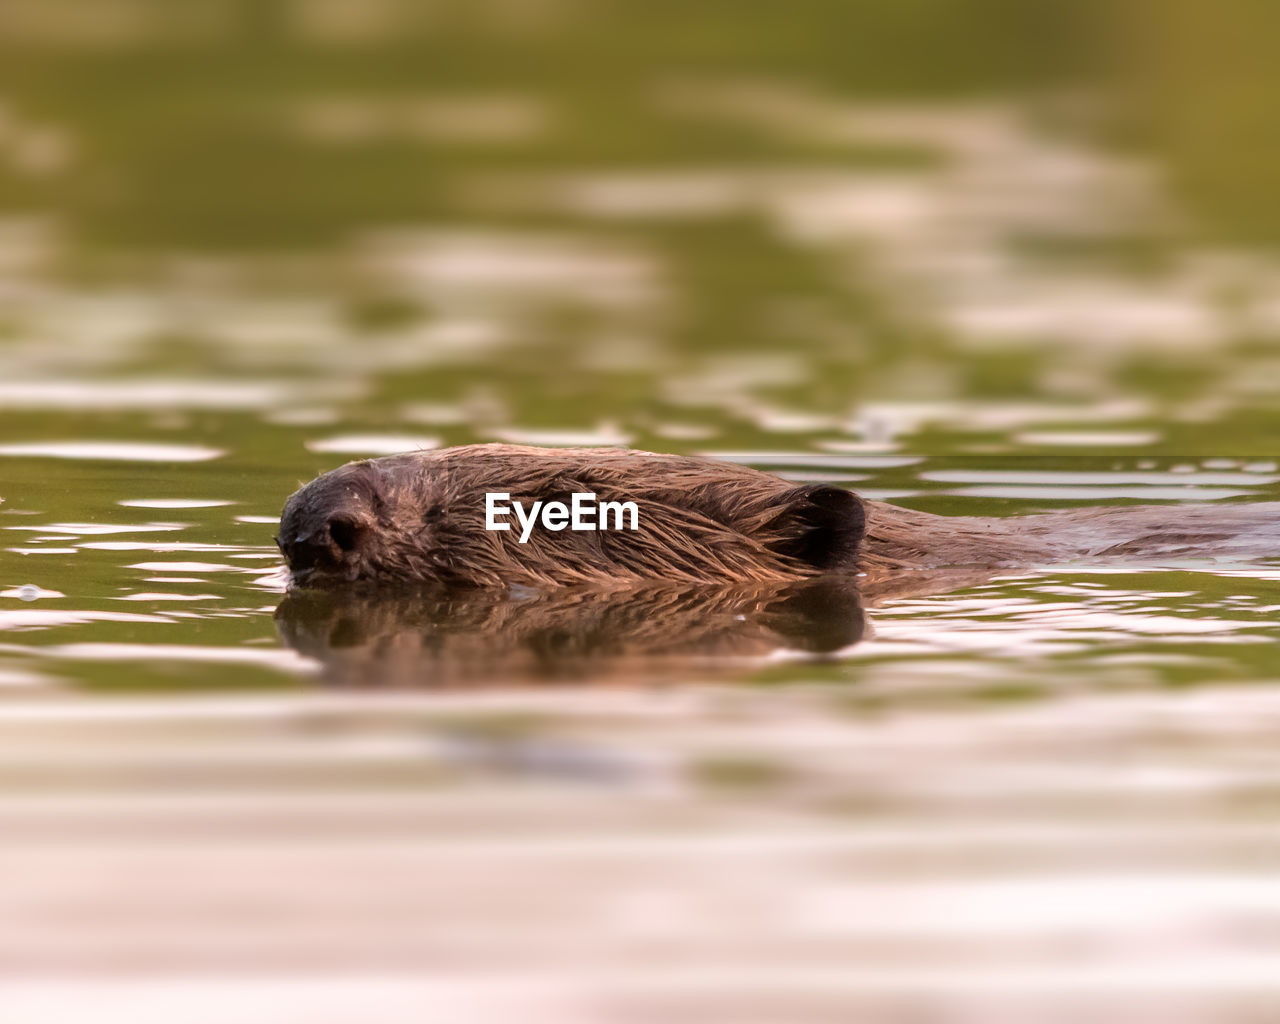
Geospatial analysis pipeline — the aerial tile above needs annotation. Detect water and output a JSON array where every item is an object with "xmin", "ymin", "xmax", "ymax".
[
  {"xmin": 4, "ymin": 444, "xmax": 1280, "ymax": 1021},
  {"xmin": 4, "ymin": 448, "xmax": 1279, "ymax": 692},
  {"xmin": 4, "ymin": 3, "xmax": 1280, "ymax": 1020}
]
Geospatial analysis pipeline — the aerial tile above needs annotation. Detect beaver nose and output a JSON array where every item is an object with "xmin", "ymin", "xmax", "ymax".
[
  {"xmin": 279, "ymin": 517, "xmax": 365, "ymax": 575},
  {"xmin": 281, "ymin": 528, "xmax": 326, "ymax": 572}
]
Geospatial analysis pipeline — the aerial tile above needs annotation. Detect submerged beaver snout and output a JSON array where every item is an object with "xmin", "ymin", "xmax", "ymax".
[
  {"xmin": 277, "ymin": 514, "xmax": 370, "ymax": 583},
  {"xmin": 278, "ymin": 464, "xmax": 384, "ymax": 584},
  {"xmin": 278, "ymin": 516, "xmax": 361, "ymax": 570}
]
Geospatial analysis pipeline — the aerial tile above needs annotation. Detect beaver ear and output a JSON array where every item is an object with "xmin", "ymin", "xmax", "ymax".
[{"xmin": 767, "ymin": 485, "xmax": 866, "ymax": 570}]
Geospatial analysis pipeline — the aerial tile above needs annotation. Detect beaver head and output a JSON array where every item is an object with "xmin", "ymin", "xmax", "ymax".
[{"xmin": 278, "ymin": 444, "xmax": 867, "ymax": 589}]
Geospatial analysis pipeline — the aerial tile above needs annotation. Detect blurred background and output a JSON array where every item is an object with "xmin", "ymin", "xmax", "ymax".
[
  {"xmin": 2, "ymin": 0, "xmax": 1280, "ymax": 452},
  {"xmin": 5, "ymin": 2, "xmax": 1280, "ymax": 1021}
]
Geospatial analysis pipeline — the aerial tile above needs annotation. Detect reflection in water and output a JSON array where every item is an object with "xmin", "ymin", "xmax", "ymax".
[{"xmin": 276, "ymin": 578, "xmax": 868, "ymax": 686}]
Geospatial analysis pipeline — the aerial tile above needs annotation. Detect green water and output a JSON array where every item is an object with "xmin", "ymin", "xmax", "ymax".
[
  {"xmin": 0, "ymin": 0, "xmax": 1278, "ymax": 702},
  {"xmin": 3, "ymin": 444, "xmax": 1277, "ymax": 693}
]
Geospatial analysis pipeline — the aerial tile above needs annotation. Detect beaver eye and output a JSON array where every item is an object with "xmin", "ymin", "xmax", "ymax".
[{"xmin": 328, "ymin": 517, "xmax": 361, "ymax": 553}]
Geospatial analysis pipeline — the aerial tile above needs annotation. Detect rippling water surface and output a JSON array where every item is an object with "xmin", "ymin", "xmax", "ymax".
[
  {"xmin": 5, "ymin": 437, "xmax": 1280, "ymax": 1022},
  {"xmin": 4, "ymin": 446, "xmax": 1280, "ymax": 693}
]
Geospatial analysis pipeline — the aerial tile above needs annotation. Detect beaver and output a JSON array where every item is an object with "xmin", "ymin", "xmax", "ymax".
[{"xmin": 278, "ymin": 443, "xmax": 1280, "ymax": 589}]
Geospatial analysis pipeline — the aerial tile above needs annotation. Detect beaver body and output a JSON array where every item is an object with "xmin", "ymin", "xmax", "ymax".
[{"xmin": 278, "ymin": 444, "xmax": 1279, "ymax": 589}]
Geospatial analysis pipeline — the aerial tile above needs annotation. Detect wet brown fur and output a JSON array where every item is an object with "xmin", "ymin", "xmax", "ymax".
[
  {"xmin": 279, "ymin": 444, "xmax": 1279, "ymax": 589},
  {"xmin": 279, "ymin": 444, "xmax": 864, "ymax": 588}
]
